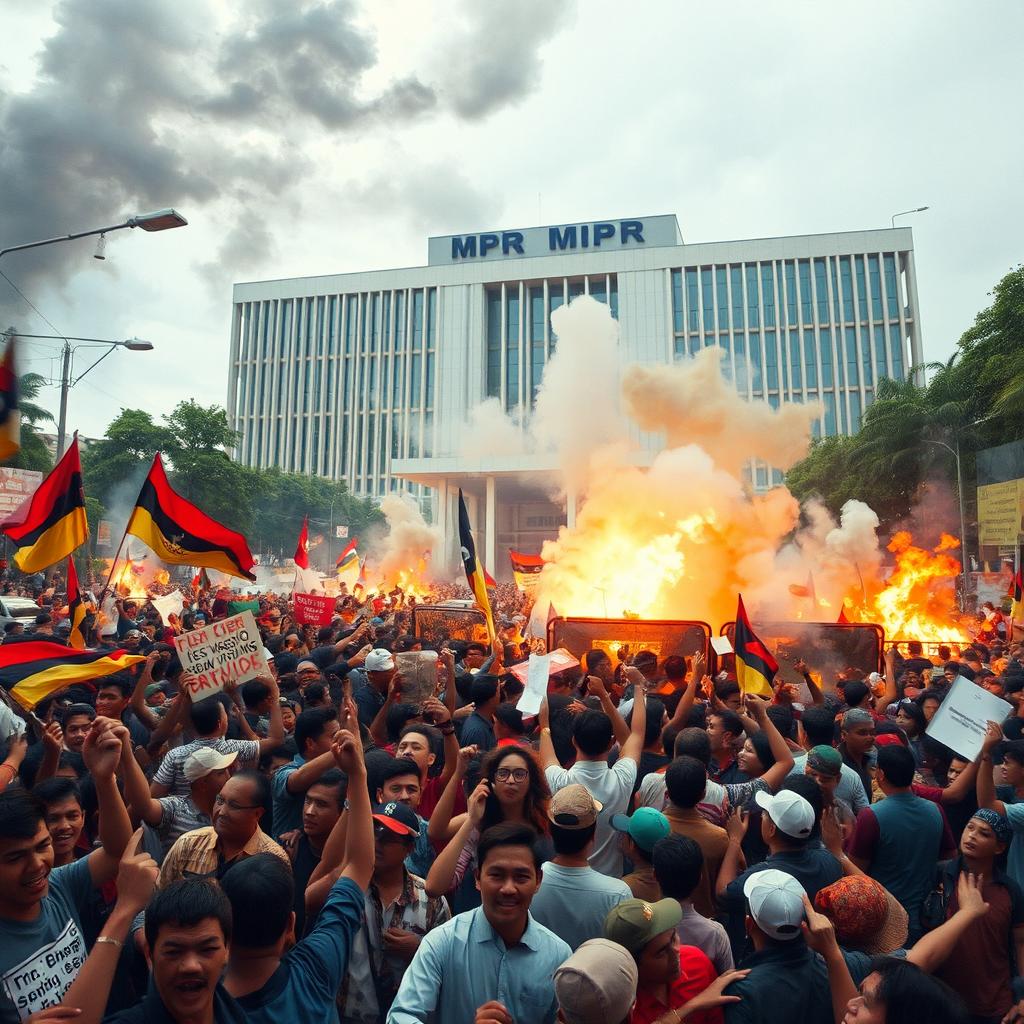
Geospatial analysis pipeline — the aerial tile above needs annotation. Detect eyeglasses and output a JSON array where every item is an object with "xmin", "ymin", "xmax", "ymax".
[
  {"xmin": 214, "ymin": 794, "xmax": 261, "ymax": 812},
  {"xmin": 494, "ymin": 767, "xmax": 529, "ymax": 783}
]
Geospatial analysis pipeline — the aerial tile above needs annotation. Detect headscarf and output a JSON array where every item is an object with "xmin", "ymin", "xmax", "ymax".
[{"xmin": 972, "ymin": 808, "xmax": 1013, "ymax": 845}]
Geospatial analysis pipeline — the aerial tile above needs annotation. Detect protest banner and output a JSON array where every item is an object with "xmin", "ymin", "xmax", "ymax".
[
  {"xmin": 293, "ymin": 591, "xmax": 336, "ymax": 627},
  {"xmin": 509, "ymin": 647, "xmax": 579, "ymax": 696},
  {"xmin": 509, "ymin": 550, "xmax": 545, "ymax": 596},
  {"xmin": 516, "ymin": 653, "xmax": 551, "ymax": 716},
  {"xmin": 151, "ymin": 591, "xmax": 184, "ymax": 625},
  {"xmin": 394, "ymin": 651, "xmax": 438, "ymax": 704},
  {"xmin": 173, "ymin": 610, "xmax": 267, "ymax": 702},
  {"xmin": 926, "ymin": 674, "xmax": 1013, "ymax": 760}
]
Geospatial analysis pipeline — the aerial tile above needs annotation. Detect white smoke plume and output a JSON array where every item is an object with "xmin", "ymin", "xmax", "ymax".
[
  {"xmin": 458, "ymin": 399, "xmax": 526, "ymax": 459},
  {"xmin": 369, "ymin": 494, "xmax": 442, "ymax": 587}
]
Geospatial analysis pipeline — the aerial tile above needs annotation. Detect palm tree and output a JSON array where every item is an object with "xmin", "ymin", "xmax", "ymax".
[{"xmin": 2, "ymin": 370, "xmax": 55, "ymax": 473}]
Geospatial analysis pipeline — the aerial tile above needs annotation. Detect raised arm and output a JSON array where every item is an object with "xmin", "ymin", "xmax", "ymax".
[
  {"xmin": 332, "ymin": 724, "xmax": 373, "ymax": 889},
  {"xmin": 617, "ymin": 681, "xmax": 647, "ymax": 764},
  {"xmin": 59, "ymin": 830, "xmax": 158, "ymax": 1024},
  {"xmin": 907, "ymin": 871, "xmax": 990, "ymax": 972},
  {"xmin": 716, "ymin": 808, "xmax": 748, "ymax": 897},
  {"xmin": 744, "ymin": 694, "xmax": 795, "ymax": 791},
  {"xmin": 422, "ymin": 696, "xmax": 459, "ymax": 791},
  {"xmin": 119, "ymin": 727, "xmax": 165, "ymax": 827},
  {"xmin": 129, "ymin": 653, "xmax": 163, "ymax": 732},
  {"xmin": 977, "ymin": 721, "xmax": 1008, "ymax": 815},
  {"xmin": 368, "ymin": 674, "xmax": 403, "ymax": 747},
  {"xmin": 665, "ymin": 653, "xmax": 704, "ymax": 731},
  {"xmin": 585, "ymin": 675, "xmax": 631, "ymax": 748},
  {"xmin": 426, "ymin": 744, "xmax": 478, "ymax": 845},
  {"xmin": 537, "ymin": 699, "xmax": 560, "ymax": 771},
  {"xmin": 801, "ymin": 894, "xmax": 858, "ymax": 1023},
  {"xmin": 425, "ymin": 780, "xmax": 487, "ymax": 898},
  {"xmin": 82, "ymin": 720, "xmax": 135, "ymax": 886},
  {"xmin": 34, "ymin": 719, "xmax": 63, "ymax": 784},
  {"xmin": 875, "ymin": 648, "xmax": 900, "ymax": 717}
]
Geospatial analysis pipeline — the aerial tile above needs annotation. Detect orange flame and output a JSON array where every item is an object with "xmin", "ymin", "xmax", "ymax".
[{"xmin": 855, "ymin": 532, "xmax": 970, "ymax": 643}]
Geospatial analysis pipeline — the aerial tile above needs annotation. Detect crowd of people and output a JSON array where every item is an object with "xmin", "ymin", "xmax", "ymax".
[{"xmin": 0, "ymin": 575, "xmax": 1023, "ymax": 1024}]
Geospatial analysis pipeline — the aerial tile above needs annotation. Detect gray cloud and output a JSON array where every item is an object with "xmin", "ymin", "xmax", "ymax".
[
  {"xmin": 1, "ymin": 0, "xmax": 570, "ymax": 315},
  {"xmin": 439, "ymin": 0, "xmax": 576, "ymax": 119}
]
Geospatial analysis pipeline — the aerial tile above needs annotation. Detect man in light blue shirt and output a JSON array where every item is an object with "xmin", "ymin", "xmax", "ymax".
[
  {"xmin": 386, "ymin": 822, "xmax": 571, "ymax": 1024},
  {"xmin": 788, "ymin": 752, "xmax": 869, "ymax": 815}
]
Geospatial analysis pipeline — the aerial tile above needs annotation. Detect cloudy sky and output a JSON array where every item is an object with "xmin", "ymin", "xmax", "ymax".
[{"xmin": 1, "ymin": 0, "xmax": 1020, "ymax": 441}]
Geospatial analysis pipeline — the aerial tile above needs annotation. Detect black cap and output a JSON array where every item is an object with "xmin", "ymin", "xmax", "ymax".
[{"xmin": 372, "ymin": 801, "xmax": 420, "ymax": 837}]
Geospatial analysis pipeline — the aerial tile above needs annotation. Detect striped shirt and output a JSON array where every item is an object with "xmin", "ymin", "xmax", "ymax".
[{"xmin": 158, "ymin": 825, "xmax": 289, "ymax": 887}]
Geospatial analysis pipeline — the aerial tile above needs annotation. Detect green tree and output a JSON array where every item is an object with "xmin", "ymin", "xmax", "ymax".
[{"xmin": 80, "ymin": 408, "xmax": 173, "ymax": 506}]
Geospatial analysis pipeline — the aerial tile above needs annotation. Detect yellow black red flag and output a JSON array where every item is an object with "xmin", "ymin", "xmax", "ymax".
[
  {"xmin": 1, "ymin": 435, "xmax": 87, "ymax": 572},
  {"xmin": 734, "ymin": 594, "xmax": 777, "ymax": 697},
  {"xmin": 0, "ymin": 640, "xmax": 144, "ymax": 710},
  {"xmin": 126, "ymin": 454, "xmax": 256, "ymax": 581},
  {"xmin": 0, "ymin": 335, "xmax": 19, "ymax": 461},
  {"xmin": 66, "ymin": 555, "xmax": 87, "ymax": 649},
  {"xmin": 458, "ymin": 489, "xmax": 495, "ymax": 639}
]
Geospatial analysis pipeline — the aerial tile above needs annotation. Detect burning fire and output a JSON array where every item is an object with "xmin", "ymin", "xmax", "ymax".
[{"xmin": 855, "ymin": 532, "xmax": 970, "ymax": 643}]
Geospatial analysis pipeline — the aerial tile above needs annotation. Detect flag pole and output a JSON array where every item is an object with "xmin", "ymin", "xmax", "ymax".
[{"xmin": 99, "ymin": 452, "xmax": 154, "ymax": 602}]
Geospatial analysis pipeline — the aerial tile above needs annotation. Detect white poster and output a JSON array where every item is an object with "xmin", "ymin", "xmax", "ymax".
[
  {"xmin": 517, "ymin": 653, "xmax": 551, "ymax": 717},
  {"xmin": 173, "ymin": 610, "xmax": 268, "ymax": 702},
  {"xmin": 925, "ymin": 674, "xmax": 1013, "ymax": 760}
]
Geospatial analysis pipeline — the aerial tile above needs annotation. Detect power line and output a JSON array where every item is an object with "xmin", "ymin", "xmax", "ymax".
[{"xmin": 0, "ymin": 269, "xmax": 69, "ymax": 343}]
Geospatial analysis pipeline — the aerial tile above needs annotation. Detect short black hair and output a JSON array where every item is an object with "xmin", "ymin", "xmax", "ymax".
[
  {"xmin": 663, "ymin": 655, "xmax": 688, "ymax": 681},
  {"xmin": 1000, "ymin": 739, "xmax": 1024, "ymax": 768},
  {"xmin": 715, "ymin": 680, "xmax": 740, "ymax": 704},
  {"xmin": 307, "ymin": 768, "xmax": 347, "ymax": 807},
  {"xmin": 386, "ymin": 702, "xmax": 421, "ymax": 743},
  {"xmin": 584, "ymin": 649, "xmax": 610, "ymax": 674},
  {"xmin": 476, "ymin": 822, "xmax": 542, "ymax": 873},
  {"xmin": 377, "ymin": 756, "xmax": 421, "ymax": 788},
  {"xmin": 711, "ymin": 709, "xmax": 743, "ymax": 739},
  {"xmin": 766, "ymin": 704, "xmax": 794, "ymax": 740},
  {"xmin": 572, "ymin": 710, "xmax": 613, "ymax": 756},
  {"xmin": 61, "ymin": 703, "xmax": 95, "ymax": 724},
  {"xmin": 294, "ymin": 707, "xmax": 338, "ymax": 758},
  {"xmin": 652, "ymin": 833, "xmax": 703, "ymax": 901},
  {"xmin": 674, "ymin": 727, "xmax": 711, "ymax": 766},
  {"xmin": 145, "ymin": 878, "xmax": 233, "ymax": 949},
  {"xmin": 219, "ymin": 853, "xmax": 293, "ymax": 948},
  {"xmin": 240, "ymin": 679, "xmax": 271, "ymax": 710},
  {"xmin": 494, "ymin": 703, "xmax": 526, "ymax": 735},
  {"xmin": 867, "ymin": 956, "xmax": 968, "ymax": 1024},
  {"xmin": 190, "ymin": 698, "xmax": 226, "ymax": 735},
  {"xmin": 800, "ymin": 705, "xmax": 837, "ymax": 747},
  {"xmin": 842, "ymin": 680, "xmax": 870, "ymax": 708},
  {"xmin": 877, "ymin": 745, "xmax": 915, "ymax": 788},
  {"xmin": 468, "ymin": 675, "xmax": 500, "ymax": 706},
  {"xmin": 665, "ymin": 756, "xmax": 707, "ymax": 809},
  {"xmin": 628, "ymin": 698, "xmax": 664, "ymax": 748},
  {"xmin": 96, "ymin": 675, "xmax": 131, "ymax": 698},
  {"xmin": 232, "ymin": 770, "xmax": 271, "ymax": 815},
  {"xmin": 0, "ymin": 790, "xmax": 46, "ymax": 839},
  {"xmin": 32, "ymin": 777, "xmax": 82, "ymax": 809},
  {"xmin": 549, "ymin": 820, "xmax": 596, "ymax": 856}
]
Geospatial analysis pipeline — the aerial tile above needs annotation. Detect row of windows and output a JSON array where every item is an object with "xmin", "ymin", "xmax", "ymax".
[
  {"xmin": 232, "ymin": 289, "xmax": 438, "ymax": 493},
  {"xmin": 671, "ymin": 253, "xmax": 909, "ymax": 336},
  {"xmin": 485, "ymin": 275, "xmax": 618, "ymax": 411}
]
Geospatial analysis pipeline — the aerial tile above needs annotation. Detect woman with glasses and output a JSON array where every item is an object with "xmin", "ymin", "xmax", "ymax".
[{"xmin": 425, "ymin": 745, "xmax": 551, "ymax": 905}]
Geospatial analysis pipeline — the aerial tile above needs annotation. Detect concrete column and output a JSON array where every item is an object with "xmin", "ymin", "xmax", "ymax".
[
  {"xmin": 433, "ymin": 477, "xmax": 449, "ymax": 576},
  {"xmin": 485, "ymin": 476, "xmax": 497, "ymax": 579},
  {"xmin": 566, "ymin": 485, "xmax": 578, "ymax": 529}
]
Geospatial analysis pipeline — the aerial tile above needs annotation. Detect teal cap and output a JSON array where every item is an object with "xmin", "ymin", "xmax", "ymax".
[{"xmin": 610, "ymin": 807, "xmax": 671, "ymax": 852}]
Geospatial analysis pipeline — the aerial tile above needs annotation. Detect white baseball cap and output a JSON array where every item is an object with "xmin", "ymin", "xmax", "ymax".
[
  {"xmin": 553, "ymin": 938, "xmax": 637, "ymax": 1024},
  {"xmin": 743, "ymin": 868, "xmax": 806, "ymax": 941},
  {"xmin": 364, "ymin": 648, "xmax": 395, "ymax": 672},
  {"xmin": 184, "ymin": 747, "xmax": 238, "ymax": 783},
  {"xmin": 754, "ymin": 789, "xmax": 814, "ymax": 839}
]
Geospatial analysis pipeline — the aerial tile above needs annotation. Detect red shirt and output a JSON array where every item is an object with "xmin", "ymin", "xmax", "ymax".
[{"xmin": 631, "ymin": 946, "xmax": 723, "ymax": 1024}]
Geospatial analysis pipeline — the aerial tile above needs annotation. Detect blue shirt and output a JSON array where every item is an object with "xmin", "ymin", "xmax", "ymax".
[
  {"xmin": 458, "ymin": 711, "xmax": 496, "ymax": 752},
  {"xmin": 1002, "ymin": 802, "xmax": 1024, "ymax": 890},
  {"xmin": 353, "ymin": 681, "xmax": 385, "ymax": 730},
  {"xmin": 272, "ymin": 754, "xmax": 307, "ymax": 839},
  {"xmin": 789, "ymin": 754, "xmax": 870, "ymax": 815},
  {"xmin": 235, "ymin": 876, "xmax": 363, "ymax": 1024},
  {"xmin": 724, "ymin": 941, "xmax": 833, "ymax": 1024},
  {"xmin": 405, "ymin": 818, "xmax": 436, "ymax": 880},
  {"xmin": 386, "ymin": 907, "xmax": 571, "ymax": 1024}
]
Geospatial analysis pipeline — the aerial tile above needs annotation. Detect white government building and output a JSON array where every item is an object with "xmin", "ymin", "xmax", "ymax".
[{"xmin": 228, "ymin": 215, "xmax": 923, "ymax": 575}]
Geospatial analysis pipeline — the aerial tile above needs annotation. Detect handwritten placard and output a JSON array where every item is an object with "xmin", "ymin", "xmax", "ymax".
[{"xmin": 173, "ymin": 610, "xmax": 267, "ymax": 702}]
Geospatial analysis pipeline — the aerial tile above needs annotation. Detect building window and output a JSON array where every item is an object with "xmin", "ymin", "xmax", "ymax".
[
  {"xmin": 764, "ymin": 331, "xmax": 777, "ymax": 392},
  {"xmin": 701, "ymin": 267, "xmax": 715, "ymax": 331},
  {"xmin": 814, "ymin": 259, "xmax": 829, "ymax": 321},
  {"xmin": 855, "ymin": 258, "xmax": 869, "ymax": 322},
  {"xmin": 839, "ymin": 257, "xmax": 854, "ymax": 321},
  {"xmin": 789, "ymin": 331, "xmax": 802, "ymax": 391},
  {"xmin": 845, "ymin": 327, "xmax": 859, "ymax": 388},
  {"xmin": 868, "ymin": 256, "xmax": 883, "ymax": 320},
  {"xmin": 506, "ymin": 289, "xmax": 520, "ymax": 410},
  {"xmin": 750, "ymin": 332, "xmax": 763, "ymax": 393},
  {"xmin": 530, "ymin": 286, "xmax": 545, "ymax": 401},
  {"xmin": 486, "ymin": 289, "xmax": 501, "ymax": 398},
  {"xmin": 873, "ymin": 325, "xmax": 888, "ymax": 381},
  {"xmin": 731, "ymin": 266, "xmax": 744, "ymax": 330},
  {"xmin": 746, "ymin": 264, "xmax": 760, "ymax": 329},
  {"xmin": 686, "ymin": 269, "xmax": 699, "ymax": 331},
  {"xmin": 716, "ymin": 267, "xmax": 729, "ymax": 331},
  {"xmin": 785, "ymin": 261, "xmax": 797, "ymax": 327},
  {"xmin": 761, "ymin": 264, "xmax": 775, "ymax": 328},
  {"xmin": 803, "ymin": 329, "xmax": 818, "ymax": 389},
  {"xmin": 798, "ymin": 261, "xmax": 812, "ymax": 323},
  {"xmin": 889, "ymin": 324, "xmax": 905, "ymax": 381},
  {"xmin": 883, "ymin": 254, "xmax": 900, "ymax": 319},
  {"xmin": 733, "ymin": 333, "xmax": 747, "ymax": 393},
  {"xmin": 819, "ymin": 328, "xmax": 834, "ymax": 387}
]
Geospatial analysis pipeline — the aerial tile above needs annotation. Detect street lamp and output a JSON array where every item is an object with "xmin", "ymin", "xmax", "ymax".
[
  {"xmin": 8, "ymin": 333, "xmax": 155, "ymax": 454},
  {"xmin": 890, "ymin": 206, "xmax": 929, "ymax": 228},
  {"xmin": 0, "ymin": 209, "xmax": 187, "ymax": 260},
  {"xmin": 922, "ymin": 436, "xmax": 969, "ymax": 608}
]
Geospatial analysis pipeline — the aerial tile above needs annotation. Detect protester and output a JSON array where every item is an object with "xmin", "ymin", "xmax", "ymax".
[
  {"xmin": 612, "ymin": 806, "xmax": 671, "ymax": 901},
  {"xmin": 551, "ymin": 938, "xmax": 638, "ymax": 1024},
  {"xmin": 530, "ymin": 784, "xmax": 632, "ymax": 949},
  {"xmin": 271, "ymin": 706, "xmax": 340, "ymax": 838},
  {"xmin": 387, "ymin": 823, "xmax": 572, "ymax": 1022},
  {"xmin": 539, "ymin": 684, "xmax": 646, "ymax": 876}
]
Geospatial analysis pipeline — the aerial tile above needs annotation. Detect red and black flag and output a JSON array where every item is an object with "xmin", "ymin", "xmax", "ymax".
[
  {"xmin": 734, "ymin": 594, "xmax": 777, "ymax": 697},
  {"xmin": 0, "ymin": 334, "xmax": 19, "ymax": 461},
  {"xmin": 191, "ymin": 568, "xmax": 212, "ymax": 592},
  {"xmin": 0, "ymin": 640, "xmax": 144, "ymax": 710},
  {"xmin": 126, "ymin": 454, "xmax": 256, "ymax": 581},
  {"xmin": 837, "ymin": 605, "xmax": 851, "ymax": 625},
  {"xmin": 66, "ymin": 556, "xmax": 87, "ymax": 649},
  {"xmin": 1, "ymin": 435, "xmax": 87, "ymax": 572},
  {"xmin": 294, "ymin": 517, "xmax": 310, "ymax": 570},
  {"xmin": 458, "ymin": 489, "xmax": 495, "ymax": 639},
  {"xmin": 509, "ymin": 549, "xmax": 545, "ymax": 595}
]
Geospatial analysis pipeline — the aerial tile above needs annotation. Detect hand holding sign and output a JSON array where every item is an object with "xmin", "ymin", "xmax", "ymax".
[{"xmin": 173, "ymin": 610, "xmax": 268, "ymax": 702}]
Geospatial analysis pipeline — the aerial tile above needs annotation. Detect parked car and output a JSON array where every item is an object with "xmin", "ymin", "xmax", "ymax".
[{"xmin": 0, "ymin": 596, "xmax": 42, "ymax": 632}]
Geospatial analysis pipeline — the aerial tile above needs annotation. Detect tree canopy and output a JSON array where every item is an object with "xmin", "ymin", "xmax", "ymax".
[{"xmin": 787, "ymin": 264, "xmax": 1024, "ymax": 540}]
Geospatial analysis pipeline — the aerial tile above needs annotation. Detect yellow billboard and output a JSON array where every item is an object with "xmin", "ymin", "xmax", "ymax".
[{"xmin": 977, "ymin": 479, "xmax": 1023, "ymax": 546}]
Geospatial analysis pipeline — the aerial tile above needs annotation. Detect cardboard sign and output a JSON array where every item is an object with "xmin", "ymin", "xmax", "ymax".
[
  {"xmin": 926, "ymin": 674, "xmax": 1013, "ymax": 760},
  {"xmin": 394, "ymin": 651, "xmax": 439, "ymax": 705},
  {"xmin": 294, "ymin": 592, "xmax": 336, "ymax": 627},
  {"xmin": 174, "ymin": 610, "xmax": 268, "ymax": 702}
]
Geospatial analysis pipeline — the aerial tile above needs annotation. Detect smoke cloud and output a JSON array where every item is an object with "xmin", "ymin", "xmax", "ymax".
[
  {"xmin": 0, "ymin": 0, "xmax": 573, "ymax": 306},
  {"xmin": 368, "ymin": 494, "xmax": 442, "ymax": 587}
]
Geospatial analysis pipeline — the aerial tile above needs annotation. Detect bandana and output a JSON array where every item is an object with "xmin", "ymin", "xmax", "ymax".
[{"xmin": 972, "ymin": 808, "xmax": 1013, "ymax": 845}]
